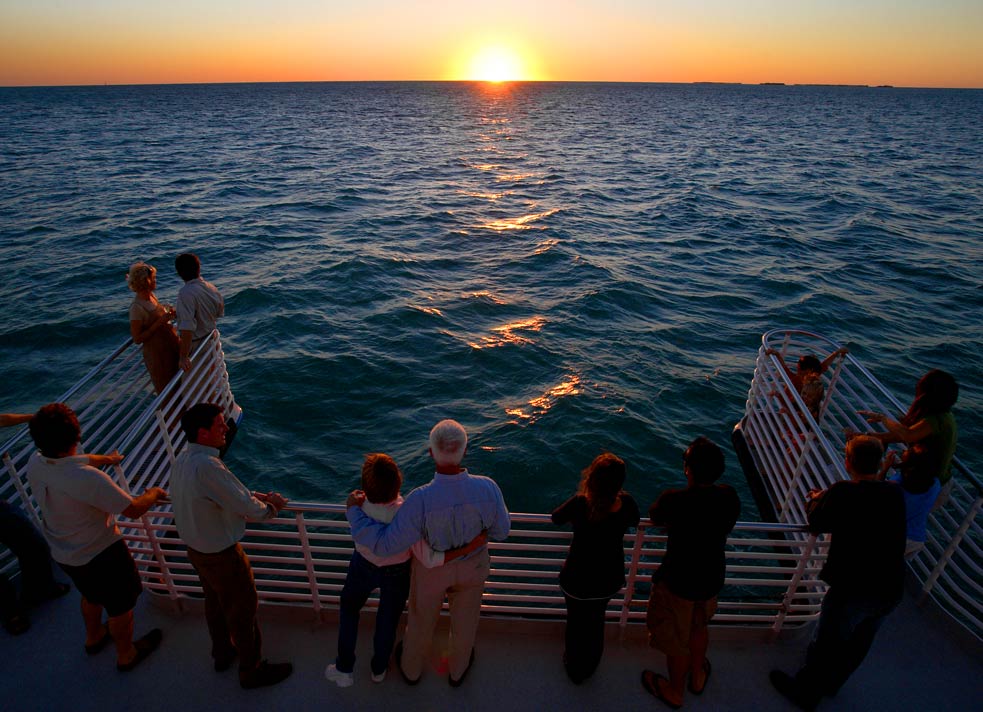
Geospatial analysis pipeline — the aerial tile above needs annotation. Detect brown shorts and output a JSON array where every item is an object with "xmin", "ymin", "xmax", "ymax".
[{"xmin": 646, "ymin": 580, "xmax": 716, "ymax": 657}]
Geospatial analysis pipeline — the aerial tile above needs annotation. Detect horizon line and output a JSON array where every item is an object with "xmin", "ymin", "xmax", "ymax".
[{"xmin": 2, "ymin": 79, "xmax": 981, "ymax": 91}]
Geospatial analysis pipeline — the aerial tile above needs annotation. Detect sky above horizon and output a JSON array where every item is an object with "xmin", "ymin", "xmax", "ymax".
[{"xmin": 1, "ymin": 1, "xmax": 981, "ymax": 88}]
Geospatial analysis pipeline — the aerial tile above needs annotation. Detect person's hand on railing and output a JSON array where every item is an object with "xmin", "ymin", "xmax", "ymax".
[
  {"xmin": 88, "ymin": 450, "xmax": 125, "ymax": 468},
  {"xmin": 255, "ymin": 491, "xmax": 288, "ymax": 514},
  {"xmin": 346, "ymin": 490, "xmax": 366, "ymax": 509}
]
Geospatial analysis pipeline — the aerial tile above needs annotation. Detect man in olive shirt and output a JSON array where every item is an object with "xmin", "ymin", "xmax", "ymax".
[
  {"xmin": 770, "ymin": 435, "xmax": 906, "ymax": 711},
  {"xmin": 170, "ymin": 402, "xmax": 291, "ymax": 689},
  {"xmin": 25, "ymin": 403, "xmax": 166, "ymax": 671}
]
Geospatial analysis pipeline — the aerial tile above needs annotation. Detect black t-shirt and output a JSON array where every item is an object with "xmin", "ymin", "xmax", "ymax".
[
  {"xmin": 648, "ymin": 484, "xmax": 741, "ymax": 601},
  {"xmin": 551, "ymin": 492, "xmax": 640, "ymax": 599},
  {"xmin": 807, "ymin": 479, "xmax": 906, "ymax": 601}
]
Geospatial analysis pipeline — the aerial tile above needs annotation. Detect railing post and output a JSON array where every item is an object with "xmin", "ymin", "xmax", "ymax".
[
  {"xmin": 155, "ymin": 410, "xmax": 177, "ymax": 467},
  {"xmin": 141, "ymin": 513, "xmax": 181, "ymax": 603},
  {"xmin": 3, "ymin": 452, "xmax": 44, "ymax": 531},
  {"xmin": 778, "ymin": 433, "xmax": 815, "ymax": 522},
  {"xmin": 772, "ymin": 533, "xmax": 818, "ymax": 634},
  {"xmin": 619, "ymin": 526, "xmax": 647, "ymax": 628},
  {"xmin": 294, "ymin": 511, "xmax": 322, "ymax": 618},
  {"xmin": 112, "ymin": 463, "xmax": 179, "ymax": 603},
  {"xmin": 920, "ymin": 495, "xmax": 982, "ymax": 599},
  {"xmin": 817, "ymin": 352, "xmax": 847, "ymax": 427}
]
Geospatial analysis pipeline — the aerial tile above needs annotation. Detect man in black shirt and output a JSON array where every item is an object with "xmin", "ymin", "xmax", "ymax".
[
  {"xmin": 770, "ymin": 435, "xmax": 906, "ymax": 711},
  {"xmin": 642, "ymin": 437, "xmax": 741, "ymax": 709}
]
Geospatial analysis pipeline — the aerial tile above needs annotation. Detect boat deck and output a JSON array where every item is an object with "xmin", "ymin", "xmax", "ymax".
[{"xmin": 4, "ymin": 583, "xmax": 978, "ymax": 712}]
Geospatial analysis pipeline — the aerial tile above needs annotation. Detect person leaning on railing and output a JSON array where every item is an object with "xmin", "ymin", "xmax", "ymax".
[
  {"xmin": 0, "ymin": 413, "xmax": 71, "ymax": 636},
  {"xmin": 859, "ymin": 369, "xmax": 958, "ymax": 508},
  {"xmin": 168, "ymin": 402, "xmax": 292, "ymax": 690},
  {"xmin": 641, "ymin": 436, "xmax": 741, "ymax": 710},
  {"xmin": 551, "ymin": 452, "xmax": 639, "ymax": 685},
  {"xmin": 23, "ymin": 403, "xmax": 166, "ymax": 672},
  {"xmin": 770, "ymin": 435, "xmax": 906, "ymax": 712}
]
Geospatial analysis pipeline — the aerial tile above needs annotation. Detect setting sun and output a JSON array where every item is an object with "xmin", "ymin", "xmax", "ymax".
[{"xmin": 468, "ymin": 46, "xmax": 524, "ymax": 82}]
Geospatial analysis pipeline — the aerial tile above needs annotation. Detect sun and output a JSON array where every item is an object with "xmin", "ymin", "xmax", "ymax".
[{"xmin": 467, "ymin": 46, "xmax": 525, "ymax": 82}]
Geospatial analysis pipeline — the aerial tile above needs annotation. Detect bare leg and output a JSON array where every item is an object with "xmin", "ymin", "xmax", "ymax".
[
  {"xmin": 689, "ymin": 610, "xmax": 710, "ymax": 690},
  {"xmin": 80, "ymin": 597, "xmax": 107, "ymax": 647},
  {"xmin": 107, "ymin": 608, "xmax": 138, "ymax": 665},
  {"xmin": 662, "ymin": 654, "xmax": 688, "ymax": 706}
]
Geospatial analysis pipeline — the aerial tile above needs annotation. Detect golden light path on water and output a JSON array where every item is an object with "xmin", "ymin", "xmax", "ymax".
[
  {"xmin": 467, "ymin": 316, "xmax": 546, "ymax": 349},
  {"xmin": 506, "ymin": 374, "xmax": 584, "ymax": 423}
]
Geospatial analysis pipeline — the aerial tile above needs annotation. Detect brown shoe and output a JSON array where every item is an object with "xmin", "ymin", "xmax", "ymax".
[{"xmin": 240, "ymin": 660, "xmax": 293, "ymax": 689}]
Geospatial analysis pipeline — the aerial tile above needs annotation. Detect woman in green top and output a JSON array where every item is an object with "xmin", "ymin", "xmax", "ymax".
[{"xmin": 860, "ymin": 369, "xmax": 959, "ymax": 496}]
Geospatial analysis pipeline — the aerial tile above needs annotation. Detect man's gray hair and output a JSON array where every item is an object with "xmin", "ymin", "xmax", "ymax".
[{"xmin": 429, "ymin": 419, "xmax": 468, "ymax": 467}]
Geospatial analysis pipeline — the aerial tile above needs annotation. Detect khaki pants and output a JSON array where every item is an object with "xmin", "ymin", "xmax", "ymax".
[{"xmin": 400, "ymin": 548, "xmax": 490, "ymax": 680}]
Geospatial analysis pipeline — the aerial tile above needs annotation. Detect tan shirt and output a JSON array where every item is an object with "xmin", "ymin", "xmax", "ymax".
[
  {"xmin": 24, "ymin": 452, "xmax": 132, "ymax": 566},
  {"xmin": 169, "ymin": 443, "xmax": 274, "ymax": 553}
]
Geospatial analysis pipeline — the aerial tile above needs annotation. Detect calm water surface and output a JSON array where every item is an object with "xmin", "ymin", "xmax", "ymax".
[{"xmin": 0, "ymin": 82, "xmax": 980, "ymax": 514}]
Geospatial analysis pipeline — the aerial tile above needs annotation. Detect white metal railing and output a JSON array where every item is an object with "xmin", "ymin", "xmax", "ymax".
[
  {"xmin": 2, "ymin": 332, "xmax": 831, "ymax": 633},
  {"xmin": 6, "ymin": 330, "xmax": 978, "ymax": 638},
  {"xmin": 741, "ymin": 328, "xmax": 982, "ymax": 641},
  {"xmin": 123, "ymin": 503, "xmax": 826, "ymax": 633}
]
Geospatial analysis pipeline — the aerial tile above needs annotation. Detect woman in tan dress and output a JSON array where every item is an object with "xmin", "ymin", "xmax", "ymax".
[{"xmin": 127, "ymin": 262, "xmax": 180, "ymax": 393}]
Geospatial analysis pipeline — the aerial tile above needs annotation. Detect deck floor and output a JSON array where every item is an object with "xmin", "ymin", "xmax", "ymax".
[{"xmin": 2, "ymin": 585, "xmax": 979, "ymax": 711}]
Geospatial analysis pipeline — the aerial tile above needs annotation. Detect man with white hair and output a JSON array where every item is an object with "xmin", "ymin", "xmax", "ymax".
[{"xmin": 346, "ymin": 419, "xmax": 510, "ymax": 687}]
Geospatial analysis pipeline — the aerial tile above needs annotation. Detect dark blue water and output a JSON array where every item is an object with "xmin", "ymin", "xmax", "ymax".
[{"xmin": 1, "ymin": 82, "xmax": 980, "ymax": 514}]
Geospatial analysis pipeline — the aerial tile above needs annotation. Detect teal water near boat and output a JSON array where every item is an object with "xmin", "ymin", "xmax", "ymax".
[{"xmin": 0, "ymin": 82, "xmax": 979, "ymax": 513}]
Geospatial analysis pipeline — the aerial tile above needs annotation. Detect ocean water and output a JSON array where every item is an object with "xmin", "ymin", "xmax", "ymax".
[{"xmin": 0, "ymin": 82, "xmax": 980, "ymax": 515}]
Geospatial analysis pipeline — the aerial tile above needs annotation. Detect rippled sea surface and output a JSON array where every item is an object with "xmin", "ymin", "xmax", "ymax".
[{"xmin": 1, "ymin": 82, "xmax": 980, "ymax": 515}]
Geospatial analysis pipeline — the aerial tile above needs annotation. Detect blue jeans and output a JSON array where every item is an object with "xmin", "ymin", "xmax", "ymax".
[
  {"xmin": 796, "ymin": 586, "xmax": 899, "ymax": 700},
  {"xmin": 335, "ymin": 551, "xmax": 411, "ymax": 675}
]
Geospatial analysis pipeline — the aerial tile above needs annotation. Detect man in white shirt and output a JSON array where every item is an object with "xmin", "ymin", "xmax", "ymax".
[
  {"xmin": 169, "ymin": 402, "xmax": 291, "ymax": 689},
  {"xmin": 174, "ymin": 253, "xmax": 224, "ymax": 372},
  {"xmin": 25, "ymin": 403, "xmax": 166, "ymax": 671}
]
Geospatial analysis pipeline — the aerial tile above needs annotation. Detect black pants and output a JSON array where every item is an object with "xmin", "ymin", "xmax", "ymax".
[
  {"xmin": 796, "ymin": 586, "xmax": 899, "ymax": 701},
  {"xmin": 563, "ymin": 593, "xmax": 611, "ymax": 683}
]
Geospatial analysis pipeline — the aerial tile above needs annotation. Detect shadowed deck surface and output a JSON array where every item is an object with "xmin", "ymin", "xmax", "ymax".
[{"xmin": 2, "ymin": 584, "xmax": 978, "ymax": 712}]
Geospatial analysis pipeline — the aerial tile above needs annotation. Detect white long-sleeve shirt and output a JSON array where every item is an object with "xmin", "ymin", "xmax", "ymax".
[{"xmin": 169, "ymin": 443, "xmax": 273, "ymax": 553}]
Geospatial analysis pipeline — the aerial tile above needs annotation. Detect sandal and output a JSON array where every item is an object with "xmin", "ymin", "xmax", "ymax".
[
  {"xmin": 641, "ymin": 669, "xmax": 682, "ymax": 710},
  {"xmin": 117, "ymin": 628, "xmax": 162, "ymax": 672},
  {"xmin": 688, "ymin": 657, "xmax": 711, "ymax": 695},
  {"xmin": 85, "ymin": 626, "xmax": 113, "ymax": 655}
]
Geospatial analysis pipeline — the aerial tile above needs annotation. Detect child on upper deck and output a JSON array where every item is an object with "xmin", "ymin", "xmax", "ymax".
[
  {"xmin": 879, "ymin": 443, "xmax": 942, "ymax": 558},
  {"xmin": 766, "ymin": 346, "xmax": 849, "ymax": 421},
  {"xmin": 325, "ymin": 453, "xmax": 485, "ymax": 687}
]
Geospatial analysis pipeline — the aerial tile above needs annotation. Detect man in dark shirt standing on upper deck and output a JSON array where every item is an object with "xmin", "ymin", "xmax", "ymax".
[
  {"xmin": 175, "ymin": 253, "xmax": 224, "ymax": 373},
  {"xmin": 770, "ymin": 435, "xmax": 906, "ymax": 711},
  {"xmin": 642, "ymin": 436, "xmax": 741, "ymax": 709}
]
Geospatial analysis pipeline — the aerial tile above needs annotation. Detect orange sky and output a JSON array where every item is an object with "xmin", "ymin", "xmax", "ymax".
[{"xmin": 1, "ymin": 1, "xmax": 980, "ymax": 88}]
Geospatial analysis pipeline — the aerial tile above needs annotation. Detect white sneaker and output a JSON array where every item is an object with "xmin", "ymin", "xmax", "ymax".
[
  {"xmin": 371, "ymin": 669, "xmax": 387, "ymax": 684},
  {"xmin": 325, "ymin": 663, "xmax": 354, "ymax": 688}
]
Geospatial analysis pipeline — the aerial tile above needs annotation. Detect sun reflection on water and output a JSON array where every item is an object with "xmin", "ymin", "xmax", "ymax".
[
  {"xmin": 479, "ymin": 208, "xmax": 559, "ymax": 231},
  {"xmin": 506, "ymin": 374, "xmax": 583, "ymax": 422},
  {"xmin": 468, "ymin": 315, "xmax": 545, "ymax": 349}
]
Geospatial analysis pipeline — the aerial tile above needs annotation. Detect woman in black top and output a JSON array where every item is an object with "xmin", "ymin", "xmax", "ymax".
[{"xmin": 551, "ymin": 453, "xmax": 640, "ymax": 683}]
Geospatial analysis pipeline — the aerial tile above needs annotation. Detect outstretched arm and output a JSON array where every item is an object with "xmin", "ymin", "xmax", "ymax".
[
  {"xmin": 122, "ymin": 487, "xmax": 167, "ymax": 519},
  {"xmin": 0, "ymin": 413, "xmax": 33, "ymax": 428},
  {"xmin": 87, "ymin": 451, "xmax": 124, "ymax": 468},
  {"xmin": 858, "ymin": 411, "xmax": 932, "ymax": 445},
  {"xmin": 820, "ymin": 347, "xmax": 849, "ymax": 373},
  {"xmin": 765, "ymin": 349, "xmax": 795, "ymax": 381}
]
